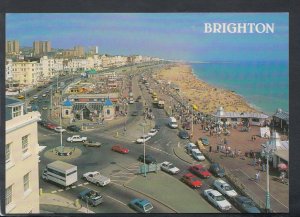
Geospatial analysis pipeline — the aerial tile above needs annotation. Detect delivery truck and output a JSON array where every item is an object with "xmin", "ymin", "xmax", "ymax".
[{"xmin": 42, "ymin": 160, "xmax": 78, "ymax": 187}]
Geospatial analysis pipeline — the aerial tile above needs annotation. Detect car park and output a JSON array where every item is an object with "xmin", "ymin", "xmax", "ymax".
[
  {"xmin": 67, "ymin": 125, "xmax": 81, "ymax": 132},
  {"xmin": 148, "ymin": 128, "xmax": 158, "ymax": 137},
  {"xmin": 136, "ymin": 135, "xmax": 151, "ymax": 143},
  {"xmin": 54, "ymin": 126, "xmax": 66, "ymax": 133},
  {"xmin": 189, "ymin": 164, "xmax": 211, "ymax": 178},
  {"xmin": 191, "ymin": 149, "xmax": 206, "ymax": 161},
  {"xmin": 129, "ymin": 198, "xmax": 153, "ymax": 213},
  {"xmin": 209, "ymin": 163, "xmax": 225, "ymax": 177},
  {"xmin": 179, "ymin": 130, "xmax": 190, "ymax": 139},
  {"xmin": 111, "ymin": 145, "xmax": 129, "ymax": 154},
  {"xmin": 181, "ymin": 173, "xmax": 202, "ymax": 188},
  {"xmin": 204, "ymin": 189, "xmax": 232, "ymax": 211},
  {"xmin": 213, "ymin": 179, "xmax": 238, "ymax": 198},
  {"xmin": 231, "ymin": 196, "xmax": 261, "ymax": 213},
  {"xmin": 138, "ymin": 154, "xmax": 157, "ymax": 164},
  {"xmin": 160, "ymin": 161, "xmax": 180, "ymax": 174},
  {"xmin": 79, "ymin": 189, "xmax": 103, "ymax": 206}
]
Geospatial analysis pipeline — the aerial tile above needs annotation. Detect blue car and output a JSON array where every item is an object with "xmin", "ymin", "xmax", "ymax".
[
  {"xmin": 79, "ymin": 189, "xmax": 103, "ymax": 207},
  {"xmin": 232, "ymin": 196, "xmax": 261, "ymax": 213},
  {"xmin": 209, "ymin": 163, "xmax": 225, "ymax": 177},
  {"xmin": 129, "ymin": 198, "xmax": 153, "ymax": 213}
]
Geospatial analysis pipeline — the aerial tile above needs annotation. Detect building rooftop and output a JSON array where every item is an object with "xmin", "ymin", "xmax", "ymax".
[
  {"xmin": 48, "ymin": 161, "xmax": 77, "ymax": 171},
  {"xmin": 63, "ymin": 98, "xmax": 73, "ymax": 107},
  {"xmin": 273, "ymin": 108, "xmax": 289, "ymax": 123},
  {"xmin": 6, "ymin": 97, "xmax": 23, "ymax": 107},
  {"xmin": 104, "ymin": 98, "xmax": 113, "ymax": 106}
]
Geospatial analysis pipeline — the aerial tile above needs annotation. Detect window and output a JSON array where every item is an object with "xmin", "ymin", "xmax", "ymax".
[
  {"xmin": 22, "ymin": 135, "xmax": 29, "ymax": 154},
  {"xmin": 231, "ymin": 118, "xmax": 238, "ymax": 122},
  {"xmin": 252, "ymin": 118, "xmax": 259, "ymax": 122},
  {"xmin": 5, "ymin": 143, "xmax": 11, "ymax": 163},
  {"xmin": 12, "ymin": 106, "xmax": 22, "ymax": 118},
  {"xmin": 24, "ymin": 173, "xmax": 30, "ymax": 192},
  {"xmin": 6, "ymin": 185, "xmax": 12, "ymax": 206}
]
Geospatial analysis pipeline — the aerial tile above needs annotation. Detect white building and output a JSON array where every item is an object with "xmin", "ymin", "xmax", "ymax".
[
  {"xmin": 11, "ymin": 61, "xmax": 39, "ymax": 86},
  {"xmin": 214, "ymin": 107, "xmax": 269, "ymax": 126},
  {"xmin": 40, "ymin": 56, "xmax": 55, "ymax": 79},
  {"xmin": 65, "ymin": 58, "xmax": 87, "ymax": 72},
  {"xmin": 5, "ymin": 97, "xmax": 41, "ymax": 213},
  {"xmin": 6, "ymin": 59, "xmax": 13, "ymax": 82}
]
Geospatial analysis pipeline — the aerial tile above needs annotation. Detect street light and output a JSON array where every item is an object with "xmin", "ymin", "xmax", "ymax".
[
  {"xmin": 140, "ymin": 122, "xmax": 147, "ymax": 177},
  {"xmin": 261, "ymin": 140, "xmax": 274, "ymax": 213}
]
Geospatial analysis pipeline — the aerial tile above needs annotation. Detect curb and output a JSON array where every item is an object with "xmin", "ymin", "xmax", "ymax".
[
  {"xmin": 123, "ymin": 182, "xmax": 178, "ymax": 213},
  {"xmin": 172, "ymin": 147, "xmax": 193, "ymax": 165}
]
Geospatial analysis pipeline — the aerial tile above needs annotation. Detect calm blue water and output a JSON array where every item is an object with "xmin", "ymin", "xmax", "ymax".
[{"xmin": 191, "ymin": 61, "xmax": 289, "ymax": 115}]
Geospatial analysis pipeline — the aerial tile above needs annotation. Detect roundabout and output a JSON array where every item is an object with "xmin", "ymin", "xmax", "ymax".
[{"xmin": 44, "ymin": 146, "xmax": 82, "ymax": 160}]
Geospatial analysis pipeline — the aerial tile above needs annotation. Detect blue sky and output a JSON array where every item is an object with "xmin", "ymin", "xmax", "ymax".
[{"xmin": 6, "ymin": 13, "xmax": 288, "ymax": 62}]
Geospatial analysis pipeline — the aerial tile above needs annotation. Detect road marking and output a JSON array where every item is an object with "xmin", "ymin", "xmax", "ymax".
[
  {"xmin": 112, "ymin": 172, "xmax": 135, "ymax": 175},
  {"xmin": 77, "ymin": 184, "xmax": 83, "ymax": 186},
  {"xmin": 178, "ymin": 142, "xmax": 181, "ymax": 147},
  {"xmin": 103, "ymin": 194, "xmax": 127, "ymax": 206},
  {"xmin": 146, "ymin": 145, "xmax": 173, "ymax": 156},
  {"xmin": 110, "ymin": 175, "xmax": 133, "ymax": 178},
  {"xmin": 238, "ymin": 169, "xmax": 289, "ymax": 209},
  {"xmin": 58, "ymin": 189, "xmax": 64, "ymax": 192},
  {"xmin": 51, "ymin": 190, "xmax": 57, "ymax": 193}
]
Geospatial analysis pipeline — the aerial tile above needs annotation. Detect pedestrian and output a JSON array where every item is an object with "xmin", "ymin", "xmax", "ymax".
[
  {"xmin": 255, "ymin": 171, "xmax": 260, "ymax": 182},
  {"xmin": 258, "ymin": 157, "xmax": 262, "ymax": 167},
  {"xmin": 209, "ymin": 146, "xmax": 212, "ymax": 152},
  {"xmin": 252, "ymin": 157, "xmax": 257, "ymax": 166}
]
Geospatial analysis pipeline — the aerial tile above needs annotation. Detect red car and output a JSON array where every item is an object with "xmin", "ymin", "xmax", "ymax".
[
  {"xmin": 46, "ymin": 123, "xmax": 59, "ymax": 130},
  {"xmin": 189, "ymin": 164, "xmax": 211, "ymax": 178},
  {"xmin": 181, "ymin": 173, "xmax": 202, "ymax": 188},
  {"xmin": 111, "ymin": 145, "xmax": 129, "ymax": 154}
]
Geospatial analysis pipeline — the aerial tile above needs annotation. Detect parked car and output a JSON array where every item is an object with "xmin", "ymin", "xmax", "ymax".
[
  {"xmin": 232, "ymin": 196, "xmax": 261, "ymax": 213},
  {"xmin": 200, "ymin": 137, "xmax": 209, "ymax": 146},
  {"xmin": 148, "ymin": 128, "xmax": 158, "ymax": 137},
  {"xmin": 136, "ymin": 135, "xmax": 151, "ymax": 144},
  {"xmin": 38, "ymin": 120, "xmax": 48, "ymax": 127},
  {"xmin": 54, "ymin": 126, "xmax": 66, "ymax": 133},
  {"xmin": 182, "ymin": 122, "xmax": 191, "ymax": 130},
  {"xmin": 42, "ymin": 93, "xmax": 47, "ymax": 97},
  {"xmin": 132, "ymin": 111, "xmax": 139, "ymax": 116},
  {"xmin": 203, "ymin": 189, "xmax": 232, "ymax": 211},
  {"xmin": 67, "ymin": 135, "xmax": 87, "ymax": 143},
  {"xmin": 79, "ymin": 189, "xmax": 103, "ymax": 206},
  {"xmin": 160, "ymin": 161, "xmax": 180, "ymax": 174},
  {"xmin": 154, "ymin": 124, "xmax": 161, "ymax": 131},
  {"xmin": 189, "ymin": 164, "xmax": 211, "ymax": 178},
  {"xmin": 179, "ymin": 130, "xmax": 190, "ymax": 139},
  {"xmin": 83, "ymin": 140, "xmax": 101, "ymax": 147},
  {"xmin": 111, "ymin": 145, "xmax": 129, "ymax": 154},
  {"xmin": 46, "ymin": 123, "xmax": 59, "ymax": 130},
  {"xmin": 209, "ymin": 163, "xmax": 225, "ymax": 177},
  {"xmin": 67, "ymin": 125, "xmax": 81, "ymax": 132},
  {"xmin": 213, "ymin": 179, "xmax": 238, "ymax": 198},
  {"xmin": 181, "ymin": 173, "xmax": 202, "ymax": 188},
  {"xmin": 138, "ymin": 154, "xmax": 157, "ymax": 164},
  {"xmin": 191, "ymin": 149, "xmax": 206, "ymax": 161},
  {"xmin": 186, "ymin": 143, "xmax": 199, "ymax": 154},
  {"xmin": 129, "ymin": 198, "xmax": 153, "ymax": 213},
  {"xmin": 33, "ymin": 95, "xmax": 38, "ymax": 99}
]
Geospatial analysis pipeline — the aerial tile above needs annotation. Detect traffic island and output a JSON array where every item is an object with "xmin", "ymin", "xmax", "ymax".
[
  {"xmin": 44, "ymin": 146, "xmax": 82, "ymax": 160},
  {"xmin": 124, "ymin": 172, "xmax": 218, "ymax": 213}
]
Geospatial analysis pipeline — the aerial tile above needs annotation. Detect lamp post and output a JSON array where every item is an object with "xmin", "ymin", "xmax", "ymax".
[
  {"xmin": 261, "ymin": 141, "xmax": 274, "ymax": 213},
  {"xmin": 140, "ymin": 122, "xmax": 147, "ymax": 177}
]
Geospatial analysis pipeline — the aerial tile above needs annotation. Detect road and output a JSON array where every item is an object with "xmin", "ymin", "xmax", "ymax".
[{"xmin": 38, "ymin": 64, "xmax": 240, "ymax": 213}]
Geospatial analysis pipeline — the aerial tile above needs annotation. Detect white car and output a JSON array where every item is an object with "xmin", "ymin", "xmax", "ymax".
[
  {"xmin": 33, "ymin": 95, "xmax": 38, "ymax": 99},
  {"xmin": 148, "ymin": 128, "xmax": 158, "ymax": 137},
  {"xmin": 191, "ymin": 149, "xmax": 206, "ymax": 161},
  {"xmin": 204, "ymin": 189, "xmax": 232, "ymax": 211},
  {"xmin": 54, "ymin": 126, "xmax": 66, "ymax": 133},
  {"xmin": 213, "ymin": 179, "xmax": 238, "ymax": 198},
  {"xmin": 42, "ymin": 93, "xmax": 47, "ymax": 97},
  {"xmin": 136, "ymin": 135, "xmax": 151, "ymax": 144},
  {"xmin": 186, "ymin": 143, "xmax": 198, "ymax": 155},
  {"xmin": 160, "ymin": 161, "xmax": 180, "ymax": 174},
  {"xmin": 67, "ymin": 135, "xmax": 87, "ymax": 143}
]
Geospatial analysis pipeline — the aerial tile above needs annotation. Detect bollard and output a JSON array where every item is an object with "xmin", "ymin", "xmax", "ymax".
[
  {"xmin": 39, "ymin": 188, "xmax": 43, "ymax": 196},
  {"xmin": 74, "ymin": 199, "xmax": 81, "ymax": 208}
]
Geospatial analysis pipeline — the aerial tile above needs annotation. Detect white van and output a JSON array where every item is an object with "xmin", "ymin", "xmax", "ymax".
[
  {"xmin": 42, "ymin": 161, "xmax": 78, "ymax": 187},
  {"xmin": 168, "ymin": 117, "xmax": 178, "ymax": 129}
]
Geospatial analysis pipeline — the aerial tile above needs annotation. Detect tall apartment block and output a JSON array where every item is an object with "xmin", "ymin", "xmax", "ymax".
[
  {"xmin": 5, "ymin": 97, "xmax": 40, "ymax": 214},
  {"xmin": 6, "ymin": 40, "xmax": 20, "ymax": 54},
  {"xmin": 33, "ymin": 41, "xmax": 51, "ymax": 56}
]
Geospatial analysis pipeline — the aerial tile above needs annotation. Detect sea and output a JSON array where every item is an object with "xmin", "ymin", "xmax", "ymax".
[{"xmin": 191, "ymin": 61, "xmax": 289, "ymax": 115}]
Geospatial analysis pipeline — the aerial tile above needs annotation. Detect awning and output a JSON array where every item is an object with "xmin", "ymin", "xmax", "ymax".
[{"xmin": 274, "ymin": 150, "xmax": 289, "ymax": 162}]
